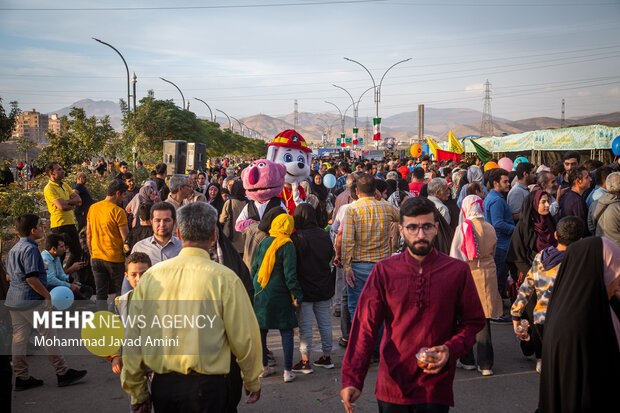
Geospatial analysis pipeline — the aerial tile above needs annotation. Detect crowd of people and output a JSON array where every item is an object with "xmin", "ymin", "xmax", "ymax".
[{"xmin": 1, "ymin": 149, "xmax": 619, "ymax": 412}]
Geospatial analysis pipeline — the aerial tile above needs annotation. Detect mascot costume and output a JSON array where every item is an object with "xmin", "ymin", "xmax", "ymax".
[
  {"xmin": 235, "ymin": 159, "xmax": 287, "ymax": 232},
  {"xmin": 266, "ymin": 129, "xmax": 312, "ymax": 215}
]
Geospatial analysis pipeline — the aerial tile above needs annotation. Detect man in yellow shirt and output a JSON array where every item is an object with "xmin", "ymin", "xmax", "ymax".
[
  {"xmin": 121, "ymin": 202, "xmax": 262, "ymax": 412},
  {"xmin": 86, "ymin": 180, "xmax": 129, "ymax": 308},
  {"xmin": 43, "ymin": 162, "xmax": 82, "ymax": 267}
]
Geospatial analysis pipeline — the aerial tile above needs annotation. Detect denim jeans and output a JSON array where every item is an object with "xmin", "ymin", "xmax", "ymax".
[
  {"xmin": 261, "ymin": 329, "xmax": 294, "ymax": 371},
  {"xmin": 346, "ymin": 261, "xmax": 376, "ymax": 320},
  {"xmin": 91, "ymin": 258, "xmax": 125, "ymax": 307},
  {"xmin": 494, "ymin": 248, "xmax": 509, "ymax": 296},
  {"xmin": 460, "ymin": 319, "xmax": 493, "ymax": 370},
  {"xmin": 297, "ymin": 300, "xmax": 333, "ymax": 356}
]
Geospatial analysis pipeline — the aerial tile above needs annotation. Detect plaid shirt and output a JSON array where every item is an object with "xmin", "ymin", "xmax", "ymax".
[{"xmin": 342, "ymin": 197, "xmax": 400, "ymax": 271}]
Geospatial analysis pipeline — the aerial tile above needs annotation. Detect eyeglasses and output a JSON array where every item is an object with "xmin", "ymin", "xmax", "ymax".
[{"xmin": 404, "ymin": 223, "xmax": 436, "ymax": 234}]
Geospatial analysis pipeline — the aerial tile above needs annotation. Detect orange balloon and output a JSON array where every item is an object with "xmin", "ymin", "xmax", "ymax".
[
  {"xmin": 410, "ymin": 144, "xmax": 422, "ymax": 157},
  {"xmin": 484, "ymin": 161, "xmax": 499, "ymax": 172}
]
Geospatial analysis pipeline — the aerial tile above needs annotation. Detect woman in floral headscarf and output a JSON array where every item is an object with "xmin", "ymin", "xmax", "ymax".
[{"xmin": 450, "ymin": 195, "xmax": 503, "ymax": 376}]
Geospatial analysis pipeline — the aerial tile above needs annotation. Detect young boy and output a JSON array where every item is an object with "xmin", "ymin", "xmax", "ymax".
[
  {"xmin": 41, "ymin": 233, "xmax": 92, "ymax": 301},
  {"xmin": 5, "ymin": 213, "xmax": 87, "ymax": 390},
  {"xmin": 510, "ymin": 216, "xmax": 584, "ymax": 373},
  {"xmin": 110, "ymin": 252, "xmax": 152, "ymax": 374}
]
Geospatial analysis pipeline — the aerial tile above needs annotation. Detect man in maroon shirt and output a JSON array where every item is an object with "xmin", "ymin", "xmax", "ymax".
[{"xmin": 341, "ymin": 197, "xmax": 485, "ymax": 413}]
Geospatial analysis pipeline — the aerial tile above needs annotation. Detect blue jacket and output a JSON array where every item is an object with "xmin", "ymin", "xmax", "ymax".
[{"xmin": 483, "ymin": 190, "xmax": 515, "ymax": 251}]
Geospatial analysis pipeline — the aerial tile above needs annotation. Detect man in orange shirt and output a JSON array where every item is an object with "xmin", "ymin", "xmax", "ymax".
[{"xmin": 86, "ymin": 179, "xmax": 129, "ymax": 309}]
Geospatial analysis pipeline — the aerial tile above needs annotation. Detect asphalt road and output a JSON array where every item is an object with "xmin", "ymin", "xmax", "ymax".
[{"xmin": 11, "ymin": 316, "xmax": 539, "ymax": 413}]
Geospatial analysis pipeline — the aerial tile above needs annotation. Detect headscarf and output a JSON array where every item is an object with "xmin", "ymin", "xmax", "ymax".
[
  {"xmin": 388, "ymin": 190, "xmax": 408, "ymax": 209},
  {"xmin": 309, "ymin": 173, "xmax": 329, "ymax": 201},
  {"xmin": 230, "ymin": 179, "xmax": 246, "ymax": 201},
  {"xmin": 531, "ymin": 190, "xmax": 558, "ymax": 251},
  {"xmin": 256, "ymin": 214, "xmax": 295, "ymax": 289},
  {"xmin": 206, "ymin": 182, "xmax": 224, "ymax": 213},
  {"xmin": 452, "ymin": 168, "xmax": 467, "ymax": 198},
  {"xmin": 138, "ymin": 180, "xmax": 158, "ymax": 204},
  {"xmin": 294, "ymin": 203, "xmax": 318, "ymax": 230},
  {"xmin": 386, "ymin": 179, "xmax": 397, "ymax": 198},
  {"xmin": 459, "ymin": 195, "xmax": 485, "ymax": 260},
  {"xmin": 467, "ymin": 166, "xmax": 484, "ymax": 184}
]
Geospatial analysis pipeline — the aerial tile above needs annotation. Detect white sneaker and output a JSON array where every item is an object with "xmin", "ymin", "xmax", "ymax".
[
  {"xmin": 283, "ymin": 370, "xmax": 296, "ymax": 382},
  {"xmin": 259, "ymin": 366, "xmax": 276, "ymax": 378},
  {"xmin": 536, "ymin": 359, "xmax": 542, "ymax": 374},
  {"xmin": 477, "ymin": 367, "xmax": 493, "ymax": 376},
  {"xmin": 456, "ymin": 360, "xmax": 476, "ymax": 371}
]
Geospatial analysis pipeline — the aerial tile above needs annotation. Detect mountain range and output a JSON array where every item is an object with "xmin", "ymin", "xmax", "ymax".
[{"xmin": 49, "ymin": 99, "xmax": 620, "ymax": 144}]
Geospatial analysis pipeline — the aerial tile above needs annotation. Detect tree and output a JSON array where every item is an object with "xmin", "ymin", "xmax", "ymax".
[
  {"xmin": 40, "ymin": 107, "xmax": 118, "ymax": 168},
  {"xmin": 122, "ymin": 91, "xmax": 267, "ymax": 160},
  {"xmin": 16, "ymin": 136, "xmax": 36, "ymax": 162},
  {"xmin": 0, "ymin": 97, "xmax": 21, "ymax": 143}
]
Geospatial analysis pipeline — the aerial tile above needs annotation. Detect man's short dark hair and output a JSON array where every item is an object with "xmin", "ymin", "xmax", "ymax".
[
  {"xmin": 412, "ymin": 167, "xmax": 425, "ymax": 180},
  {"xmin": 150, "ymin": 201, "xmax": 177, "ymax": 221},
  {"xmin": 106, "ymin": 179, "xmax": 129, "ymax": 196},
  {"xmin": 583, "ymin": 159, "xmax": 603, "ymax": 171},
  {"xmin": 45, "ymin": 233, "xmax": 66, "ymax": 250},
  {"xmin": 119, "ymin": 161, "xmax": 128, "ymax": 167},
  {"xmin": 155, "ymin": 163, "xmax": 167, "ymax": 175},
  {"xmin": 339, "ymin": 164, "xmax": 351, "ymax": 174},
  {"xmin": 45, "ymin": 162, "xmax": 60, "ymax": 176},
  {"xmin": 466, "ymin": 182, "xmax": 483, "ymax": 196},
  {"xmin": 16, "ymin": 213, "xmax": 39, "ymax": 237},
  {"xmin": 515, "ymin": 162, "xmax": 535, "ymax": 179},
  {"xmin": 375, "ymin": 179, "xmax": 388, "ymax": 195},
  {"xmin": 419, "ymin": 155, "xmax": 431, "ymax": 163},
  {"xmin": 488, "ymin": 168, "xmax": 509, "ymax": 187},
  {"xmin": 556, "ymin": 216, "xmax": 584, "ymax": 246},
  {"xmin": 568, "ymin": 165, "xmax": 587, "ymax": 187},
  {"xmin": 136, "ymin": 160, "xmax": 143, "ymax": 166},
  {"xmin": 563, "ymin": 151, "xmax": 581, "ymax": 163},
  {"xmin": 125, "ymin": 252, "xmax": 152, "ymax": 270},
  {"xmin": 356, "ymin": 173, "xmax": 376, "ymax": 195},
  {"xmin": 400, "ymin": 197, "xmax": 437, "ymax": 224},
  {"xmin": 121, "ymin": 172, "xmax": 134, "ymax": 180},
  {"xmin": 594, "ymin": 166, "xmax": 613, "ymax": 186},
  {"xmin": 138, "ymin": 203, "xmax": 152, "ymax": 222}
]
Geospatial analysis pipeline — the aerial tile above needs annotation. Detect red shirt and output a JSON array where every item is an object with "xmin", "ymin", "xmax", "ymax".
[
  {"xmin": 409, "ymin": 181, "xmax": 424, "ymax": 196},
  {"xmin": 341, "ymin": 248, "xmax": 485, "ymax": 406},
  {"xmin": 279, "ymin": 185, "xmax": 306, "ymax": 215}
]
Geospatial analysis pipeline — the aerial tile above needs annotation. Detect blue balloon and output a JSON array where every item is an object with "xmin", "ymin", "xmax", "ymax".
[
  {"xmin": 612, "ymin": 136, "xmax": 620, "ymax": 156},
  {"xmin": 513, "ymin": 156, "xmax": 529, "ymax": 170},
  {"xmin": 323, "ymin": 173, "xmax": 337, "ymax": 189},
  {"xmin": 50, "ymin": 286, "xmax": 74, "ymax": 310}
]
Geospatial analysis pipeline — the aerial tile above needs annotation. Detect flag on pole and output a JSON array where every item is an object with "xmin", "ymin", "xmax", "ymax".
[
  {"xmin": 426, "ymin": 136, "xmax": 440, "ymax": 158},
  {"xmin": 341, "ymin": 133, "xmax": 346, "ymax": 147},
  {"xmin": 436, "ymin": 149, "xmax": 462, "ymax": 163},
  {"xmin": 448, "ymin": 131, "xmax": 465, "ymax": 154},
  {"xmin": 373, "ymin": 118, "xmax": 381, "ymax": 141},
  {"xmin": 353, "ymin": 128, "xmax": 359, "ymax": 145},
  {"xmin": 470, "ymin": 139, "xmax": 492, "ymax": 163}
]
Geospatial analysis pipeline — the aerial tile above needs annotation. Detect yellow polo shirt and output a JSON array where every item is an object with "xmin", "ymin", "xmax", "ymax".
[
  {"xmin": 121, "ymin": 247, "xmax": 263, "ymax": 404},
  {"xmin": 87, "ymin": 200, "xmax": 128, "ymax": 263},
  {"xmin": 43, "ymin": 181, "xmax": 76, "ymax": 228}
]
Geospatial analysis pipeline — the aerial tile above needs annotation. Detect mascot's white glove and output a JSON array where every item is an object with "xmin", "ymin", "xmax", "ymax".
[{"xmin": 291, "ymin": 182, "xmax": 305, "ymax": 206}]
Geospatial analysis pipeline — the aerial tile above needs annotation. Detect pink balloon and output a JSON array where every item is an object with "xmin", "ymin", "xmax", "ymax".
[{"xmin": 498, "ymin": 157, "xmax": 513, "ymax": 171}]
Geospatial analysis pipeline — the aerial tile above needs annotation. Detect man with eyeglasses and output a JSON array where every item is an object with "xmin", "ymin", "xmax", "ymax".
[
  {"xmin": 341, "ymin": 197, "xmax": 485, "ymax": 413},
  {"xmin": 165, "ymin": 175, "xmax": 194, "ymax": 211}
]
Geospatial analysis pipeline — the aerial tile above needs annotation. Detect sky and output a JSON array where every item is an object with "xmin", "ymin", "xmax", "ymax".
[{"xmin": 1, "ymin": 0, "xmax": 619, "ymax": 123}]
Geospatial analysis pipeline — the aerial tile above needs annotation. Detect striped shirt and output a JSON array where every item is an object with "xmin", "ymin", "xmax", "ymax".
[{"xmin": 341, "ymin": 196, "xmax": 400, "ymax": 271}]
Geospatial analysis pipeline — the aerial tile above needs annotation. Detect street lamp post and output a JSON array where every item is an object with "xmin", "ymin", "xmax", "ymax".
[
  {"xmin": 216, "ymin": 109, "xmax": 232, "ymax": 131},
  {"xmin": 193, "ymin": 98, "xmax": 213, "ymax": 121},
  {"xmin": 160, "ymin": 77, "xmax": 186, "ymax": 110},
  {"xmin": 231, "ymin": 117, "xmax": 243, "ymax": 136},
  {"xmin": 344, "ymin": 57, "xmax": 411, "ymax": 148},
  {"xmin": 332, "ymin": 85, "xmax": 374, "ymax": 147},
  {"xmin": 92, "ymin": 37, "xmax": 131, "ymax": 112},
  {"xmin": 325, "ymin": 101, "xmax": 354, "ymax": 148}
]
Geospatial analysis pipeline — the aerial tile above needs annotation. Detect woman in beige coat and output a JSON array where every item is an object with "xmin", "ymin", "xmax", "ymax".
[{"xmin": 450, "ymin": 195, "xmax": 503, "ymax": 376}]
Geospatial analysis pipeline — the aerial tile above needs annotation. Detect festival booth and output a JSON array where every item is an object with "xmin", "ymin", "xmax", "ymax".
[{"xmin": 438, "ymin": 125, "xmax": 620, "ymax": 165}]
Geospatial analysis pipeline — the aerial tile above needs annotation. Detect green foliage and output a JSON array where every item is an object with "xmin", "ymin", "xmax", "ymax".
[
  {"xmin": 16, "ymin": 136, "xmax": 36, "ymax": 162},
  {"xmin": 0, "ymin": 183, "xmax": 45, "ymax": 219},
  {"xmin": 39, "ymin": 107, "xmax": 118, "ymax": 168},
  {"xmin": 122, "ymin": 91, "xmax": 267, "ymax": 160},
  {"xmin": 0, "ymin": 97, "xmax": 20, "ymax": 144}
]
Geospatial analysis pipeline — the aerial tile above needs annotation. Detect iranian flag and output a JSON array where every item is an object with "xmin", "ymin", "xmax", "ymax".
[
  {"xmin": 340, "ymin": 133, "xmax": 346, "ymax": 147},
  {"xmin": 373, "ymin": 118, "xmax": 381, "ymax": 141},
  {"xmin": 353, "ymin": 127, "xmax": 359, "ymax": 145}
]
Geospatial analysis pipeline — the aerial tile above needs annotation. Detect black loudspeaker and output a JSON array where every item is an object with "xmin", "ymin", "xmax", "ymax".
[
  {"xmin": 162, "ymin": 140, "xmax": 187, "ymax": 175},
  {"xmin": 186, "ymin": 142, "xmax": 207, "ymax": 171}
]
